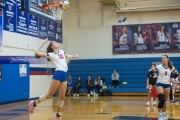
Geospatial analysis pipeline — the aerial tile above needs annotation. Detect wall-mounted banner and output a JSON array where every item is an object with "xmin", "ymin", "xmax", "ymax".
[
  {"xmin": 0, "ymin": 9, "xmax": 2, "ymax": 51},
  {"xmin": 39, "ymin": 18, "xmax": 47, "ymax": 39},
  {"xmin": 47, "ymin": 21, "xmax": 56, "ymax": 41},
  {"xmin": 0, "ymin": 65, "xmax": 2, "ymax": 82},
  {"xmin": 29, "ymin": 14, "xmax": 39, "ymax": 37},
  {"xmin": 0, "ymin": 56, "xmax": 47, "ymax": 64},
  {"xmin": 112, "ymin": 22, "xmax": 180, "ymax": 54},
  {"xmin": 17, "ymin": 0, "xmax": 29, "ymax": 35},
  {"xmin": 112, "ymin": 25, "xmax": 132, "ymax": 54},
  {"xmin": 55, "ymin": 22, "xmax": 62, "ymax": 43},
  {"xmin": 4, "ymin": 0, "xmax": 16, "ymax": 32}
]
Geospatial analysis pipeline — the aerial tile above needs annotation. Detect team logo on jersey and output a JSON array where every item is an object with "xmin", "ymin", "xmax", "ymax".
[{"xmin": 58, "ymin": 54, "xmax": 64, "ymax": 59}]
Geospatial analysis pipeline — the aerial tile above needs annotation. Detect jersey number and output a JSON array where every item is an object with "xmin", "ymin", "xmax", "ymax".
[
  {"xmin": 58, "ymin": 54, "xmax": 64, "ymax": 59},
  {"xmin": 164, "ymin": 71, "xmax": 167, "ymax": 75}
]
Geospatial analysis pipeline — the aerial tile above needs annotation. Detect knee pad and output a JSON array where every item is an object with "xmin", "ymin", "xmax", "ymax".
[
  {"xmin": 158, "ymin": 93, "xmax": 165, "ymax": 108},
  {"xmin": 39, "ymin": 94, "xmax": 47, "ymax": 102},
  {"xmin": 57, "ymin": 100, "xmax": 64, "ymax": 107}
]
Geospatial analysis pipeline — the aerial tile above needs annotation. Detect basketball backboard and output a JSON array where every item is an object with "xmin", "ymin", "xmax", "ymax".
[{"xmin": 24, "ymin": 0, "xmax": 58, "ymax": 22}]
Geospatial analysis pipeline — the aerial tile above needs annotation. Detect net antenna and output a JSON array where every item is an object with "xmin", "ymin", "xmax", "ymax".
[{"xmin": 42, "ymin": 2, "xmax": 64, "ymax": 22}]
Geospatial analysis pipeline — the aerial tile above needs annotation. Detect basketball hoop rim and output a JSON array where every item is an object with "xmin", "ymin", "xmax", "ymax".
[{"xmin": 42, "ymin": 2, "xmax": 61, "ymax": 11}]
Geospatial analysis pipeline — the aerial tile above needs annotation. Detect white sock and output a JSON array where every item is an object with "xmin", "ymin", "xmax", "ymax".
[
  {"xmin": 159, "ymin": 112, "xmax": 163, "ymax": 116},
  {"xmin": 163, "ymin": 112, "xmax": 165, "ymax": 115}
]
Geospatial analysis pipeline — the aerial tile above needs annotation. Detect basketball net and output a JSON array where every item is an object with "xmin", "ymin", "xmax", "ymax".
[{"xmin": 42, "ymin": 2, "xmax": 64, "ymax": 22}]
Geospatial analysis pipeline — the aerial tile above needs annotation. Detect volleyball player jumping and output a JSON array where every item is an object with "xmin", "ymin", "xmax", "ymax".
[{"xmin": 28, "ymin": 38, "xmax": 78, "ymax": 120}]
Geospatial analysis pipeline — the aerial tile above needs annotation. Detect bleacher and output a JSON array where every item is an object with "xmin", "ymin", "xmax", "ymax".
[{"xmin": 67, "ymin": 57, "xmax": 180, "ymax": 95}]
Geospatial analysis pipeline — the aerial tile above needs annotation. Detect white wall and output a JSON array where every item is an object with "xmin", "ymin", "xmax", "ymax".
[
  {"xmin": 0, "ymin": 13, "xmax": 68, "ymax": 98},
  {"xmin": 66, "ymin": 0, "xmax": 180, "ymax": 59}
]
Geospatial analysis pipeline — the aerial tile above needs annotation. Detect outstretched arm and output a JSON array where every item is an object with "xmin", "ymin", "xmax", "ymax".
[
  {"xmin": 65, "ymin": 54, "xmax": 79, "ymax": 59},
  {"xmin": 35, "ymin": 38, "xmax": 48, "ymax": 57}
]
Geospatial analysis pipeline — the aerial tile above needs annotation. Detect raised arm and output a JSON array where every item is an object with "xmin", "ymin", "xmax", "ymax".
[{"xmin": 35, "ymin": 38, "xmax": 48, "ymax": 57}]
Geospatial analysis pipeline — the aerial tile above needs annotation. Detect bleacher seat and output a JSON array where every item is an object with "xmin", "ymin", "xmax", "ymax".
[{"xmin": 68, "ymin": 57, "xmax": 180, "ymax": 94}]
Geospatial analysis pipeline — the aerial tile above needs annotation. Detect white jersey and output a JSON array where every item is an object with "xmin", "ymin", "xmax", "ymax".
[
  {"xmin": 45, "ymin": 50, "xmax": 68, "ymax": 72},
  {"xmin": 176, "ymin": 30, "xmax": 180, "ymax": 42},
  {"xmin": 156, "ymin": 64, "xmax": 175, "ymax": 84},
  {"xmin": 119, "ymin": 33, "xmax": 127, "ymax": 45},
  {"xmin": 156, "ymin": 31, "xmax": 166, "ymax": 42},
  {"xmin": 134, "ymin": 33, "xmax": 144, "ymax": 44}
]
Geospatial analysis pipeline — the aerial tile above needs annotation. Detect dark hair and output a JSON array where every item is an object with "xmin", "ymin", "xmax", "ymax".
[
  {"xmin": 163, "ymin": 55, "xmax": 173, "ymax": 70},
  {"xmin": 161, "ymin": 24, "xmax": 167, "ymax": 36},
  {"xmin": 136, "ymin": 25, "xmax": 142, "ymax": 38},
  {"xmin": 68, "ymin": 75, "xmax": 72, "ymax": 83},
  {"xmin": 151, "ymin": 63, "xmax": 156, "ymax": 67},
  {"xmin": 46, "ymin": 42, "xmax": 53, "ymax": 61},
  {"xmin": 97, "ymin": 75, "xmax": 101, "ymax": 80},
  {"xmin": 77, "ymin": 77, "xmax": 81, "ymax": 80}
]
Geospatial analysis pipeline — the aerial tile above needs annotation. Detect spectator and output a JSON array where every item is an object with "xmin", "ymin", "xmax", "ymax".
[
  {"xmin": 101, "ymin": 77, "xmax": 105, "ymax": 84},
  {"xmin": 95, "ymin": 75, "xmax": 103, "ymax": 95},
  {"xmin": 67, "ymin": 75, "xmax": 74, "ymax": 96},
  {"xmin": 111, "ymin": 70, "xmax": 120, "ymax": 88},
  {"xmin": 73, "ymin": 77, "xmax": 82, "ymax": 97},
  {"xmin": 86, "ymin": 75, "xmax": 94, "ymax": 97}
]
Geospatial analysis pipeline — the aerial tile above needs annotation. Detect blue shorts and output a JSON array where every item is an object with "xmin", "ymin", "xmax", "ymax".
[
  {"xmin": 156, "ymin": 83, "xmax": 171, "ymax": 89},
  {"xmin": 52, "ymin": 71, "xmax": 67, "ymax": 82}
]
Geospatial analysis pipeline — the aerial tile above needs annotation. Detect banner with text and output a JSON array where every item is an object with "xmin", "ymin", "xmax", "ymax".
[
  {"xmin": 112, "ymin": 22, "xmax": 180, "ymax": 54},
  {"xmin": 0, "ymin": 9, "xmax": 2, "ymax": 51},
  {"xmin": 4, "ymin": 0, "xmax": 16, "ymax": 32}
]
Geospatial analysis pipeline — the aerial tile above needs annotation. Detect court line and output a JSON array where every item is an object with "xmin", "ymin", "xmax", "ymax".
[{"xmin": 2, "ymin": 98, "xmax": 87, "ymax": 120}]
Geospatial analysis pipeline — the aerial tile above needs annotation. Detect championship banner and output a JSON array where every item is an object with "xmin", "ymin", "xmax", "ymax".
[
  {"xmin": 55, "ymin": 22, "xmax": 62, "ymax": 43},
  {"xmin": 3, "ymin": 0, "xmax": 16, "ymax": 32},
  {"xmin": 28, "ymin": 14, "xmax": 39, "ymax": 37},
  {"xmin": 0, "ymin": 9, "xmax": 2, "ymax": 51},
  {"xmin": 39, "ymin": 18, "xmax": 48, "ymax": 39},
  {"xmin": 17, "ymin": 0, "xmax": 28, "ymax": 35},
  {"xmin": 112, "ymin": 22, "xmax": 180, "ymax": 54}
]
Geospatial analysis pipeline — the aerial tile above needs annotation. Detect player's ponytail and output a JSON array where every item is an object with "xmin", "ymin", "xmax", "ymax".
[
  {"xmin": 168, "ymin": 60, "xmax": 173, "ymax": 70},
  {"xmin": 46, "ymin": 42, "xmax": 53, "ymax": 61},
  {"xmin": 164, "ymin": 54, "xmax": 173, "ymax": 70}
]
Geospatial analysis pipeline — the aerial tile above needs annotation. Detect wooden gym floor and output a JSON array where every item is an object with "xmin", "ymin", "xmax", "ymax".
[{"xmin": 0, "ymin": 96, "xmax": 180, "ymax": 120}]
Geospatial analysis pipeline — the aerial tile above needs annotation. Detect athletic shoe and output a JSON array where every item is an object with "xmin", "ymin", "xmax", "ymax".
[
  {"xmin": 73, "ymin": 93, "xmax": 76, "ymax": 97},
  {"xmin": 162, "ymin": 115, "xmax": 168, "ymax": 120},
  {"xmin": 158, "ymin": 113, "xmax": 164, "ymax": 120},
  {"xmin": 146, "ymin": 102, "xmax": 150, "ymax": 106},
  {"xmin": 77, "ymin": 94, "xmax": 79, "ymax": 97},
  {"xmin": 87, "ymin": 94, "xmax": 90, "ymax": 97},
  {"xmin": 53, "ymin": 113, "xmax": 61, "ymax": 120},
  {"xmin": 28, "ymin": 100, "xmax": 35, "ymax": 114},
  {"xmin": 153, "ymin": 101, "xmax": 157, "ymax": 106},
  {"xmin": 171, "ymin": 101, "xmax": 178, "ymax": 105},
  {"xmin": 90, "ymin": 91, "xmax": 93, "ymax": 95}
]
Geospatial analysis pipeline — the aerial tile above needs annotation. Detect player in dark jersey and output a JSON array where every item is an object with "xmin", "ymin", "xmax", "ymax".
[
  {"xmin": 170, "ymin": 70, "xmax": 179, "ymax": 105},
  {"xmin": 146, "ymin": 64, "xmax": 158, "ymax": 106}
]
